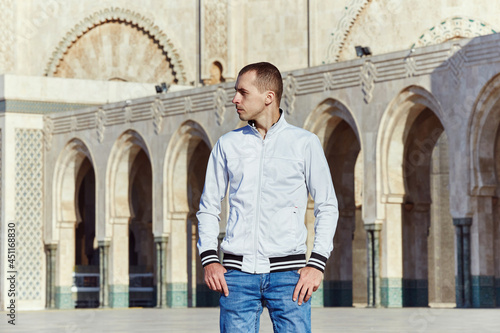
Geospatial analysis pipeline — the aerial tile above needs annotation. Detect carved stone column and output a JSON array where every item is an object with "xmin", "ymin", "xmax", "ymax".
[
  {"xmin": 365, "ymin": 223, "xmax": 382, "ymax": 308},
  {"xmin": 453, "ymin": 218, "xmax": 472, "ymax": 308},
  {"xmin": 98, "ymin": 240, "xmax": 110, "ymax": 308},
  {"xmin": 155, "ymin": 236, "xmax": 168, "ymax": 308},
  {"xmin": 45, "ymin": 243, "xmax": 57, "ymax": 309}
]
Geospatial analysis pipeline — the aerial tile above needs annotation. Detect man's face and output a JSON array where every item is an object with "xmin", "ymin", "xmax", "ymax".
[{"xmin": 232, "ymin": 70, "xmax": 267, "ymax": 122}]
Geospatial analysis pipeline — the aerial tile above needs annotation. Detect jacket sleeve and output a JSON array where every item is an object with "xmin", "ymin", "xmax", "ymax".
[
  {"xmin": 304, "ymin": 134, "xmax": 339, "ymax": 273},
  {"xmin": 197, "ymin": 139, "xmax": 228, "ymax": 267}
]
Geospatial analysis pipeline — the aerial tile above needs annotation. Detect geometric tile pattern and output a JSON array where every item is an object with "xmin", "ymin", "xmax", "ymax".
[{"xmin": 15, "ymin": 129, "xmax": 44, "ymax": 300}]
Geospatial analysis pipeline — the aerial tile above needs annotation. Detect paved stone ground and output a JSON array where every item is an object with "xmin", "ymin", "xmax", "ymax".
[{"xmin": 1, "ymin": 307, "xmax": 500, "ymax": 332}]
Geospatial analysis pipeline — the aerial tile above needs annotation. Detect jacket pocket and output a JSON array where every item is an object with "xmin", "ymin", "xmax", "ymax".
[
  {"xmin": 221, "ymin": 207, "xmax": 252, "ymax": 254},
  {"xmin": 263, "ymin": 206, "xmax": 299, "ymax": 256}
]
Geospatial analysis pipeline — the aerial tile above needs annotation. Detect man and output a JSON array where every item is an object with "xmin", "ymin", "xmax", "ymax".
[{"xmin": 197, "ymin": 62, "xmax": 338, "ymax": 332}]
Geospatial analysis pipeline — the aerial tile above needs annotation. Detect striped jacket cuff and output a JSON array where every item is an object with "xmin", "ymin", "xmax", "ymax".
[
  {"xmin": 306, "ymin": 252, "xmax": 328, "ymax": 273},
  {"xmin": 200, "ymin": 250, "xmax": 220, "ymax": 267}
]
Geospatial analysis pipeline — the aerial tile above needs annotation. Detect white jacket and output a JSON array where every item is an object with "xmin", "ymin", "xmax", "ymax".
[{"xmin": 197, "ymin": 113, "xmax": 338, "ymax": 274}]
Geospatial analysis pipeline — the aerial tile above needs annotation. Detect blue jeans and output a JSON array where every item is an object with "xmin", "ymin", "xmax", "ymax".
[{"xmin": 219, "ymin": 270, "xmax": 311, "ymax": 333}]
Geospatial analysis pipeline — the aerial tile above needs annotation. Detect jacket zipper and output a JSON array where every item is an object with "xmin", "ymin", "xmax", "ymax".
[{"xmin": 253, "ymin": 136, "xmax": 266, "ymax": 273}]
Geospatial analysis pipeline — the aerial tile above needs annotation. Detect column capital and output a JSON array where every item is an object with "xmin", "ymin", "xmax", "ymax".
[
  {"xmin": 98, "ymin": 239, "xmax": 111, "ymax": 247},
  {"xmin": 453, "ymin": 217, "xmax": 472, "ymax": 226},
  {"xmin": 364, "ymin": 223, "xmax": 382, "ymax": 231},
  {"xmin": 154, "ymin": 235, "xmax": 169, "ymax": 244},
  {"xmin": 44, "ymin": 243, "xmax": 58, "ymax": 251}
]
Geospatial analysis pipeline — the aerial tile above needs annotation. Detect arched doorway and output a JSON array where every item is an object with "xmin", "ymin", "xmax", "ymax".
[
  {"xmin": 128, "ymin": 150, "xmax": 155, "ymax": 307},
  {"xmin": 402, "ymin": 108, "xmax": 454, "ymax": 306},
  {"xmin": 165, "ymin": 121, "xmax": 214, "ymax": 307},
  {"xmin": 52, "ymin": 139, "xmax": 96, "ymax": 309},
  {"xmin": 74, "ymin": 158, "xmax": 99, "ymax": 308},
  {"xmin": 304, "ymin": 99, "xmax": 365, "ymax": 307},
  {"xmin": 469, "ymin": 74, "xmax": 500, "ymax": 308},
  {"xmin": 377, "ymin": 86, "xmax": 455, "ymax": 307},
  {"xmin": 187, "ymin": 139, "xmax": 211, "ymax": 307},
  {"xmin": 324, "ymin": 119, "xmax": 362, "ymax": 306},
  {"xmin": 107, "ymin": 130, "xmax": 155, "ymax": 308}
]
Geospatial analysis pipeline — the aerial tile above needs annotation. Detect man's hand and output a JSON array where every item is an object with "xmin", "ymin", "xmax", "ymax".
[
  {"xmin": 204, "ymin": 263, "xmax": 229, "ymax": 296},
  {"xmin": 293, "ymin": 267, "xmax": 323, "ymax": 305}
]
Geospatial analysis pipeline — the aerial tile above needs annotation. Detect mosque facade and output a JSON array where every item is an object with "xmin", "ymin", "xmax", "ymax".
[{"xmin": 0, "ymin": 0, "xmax": 499, "ymax": 310}]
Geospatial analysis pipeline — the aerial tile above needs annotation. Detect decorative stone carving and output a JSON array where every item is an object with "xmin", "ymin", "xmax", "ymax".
[
  {"xmin": 0, "ymin": 0, "xmax": 15, "ymax": 72},
  {"xmin": 203, "ymin": 0, "xmax": 228, "ymax": 79},
  {"xmin": 43, "ymin": 115, "xmax": 54, "ymax": 151},
  {"xmin": 360, "ymin": 61, "xmax": 377, "ymax": 104},
  {"xmin": 404, "ymin": 57, "xmax": 417, "ymax": 78},
  {"xmin": 412, "ymin": 17, "xmax": 496, "ymax": 49},
  {"xmin": 96, "ymin": 108, "xmax": 106, "ymax": 143},
  {"xmin": 283, "ymin": 75, "xmax": 298, "ymax": 115},
  {"xmin": 214, "ymin": 87, "xmax": 227, "ymax": 126},
  {"xmin": 184, "ymin": 96, "xmax": 193, "ymax": 114},
  {"xmin": 44, "ymin": 7, "xmax": 187, "ymax": 84},
  {"xmin": 447, "ymin": 44, "xmax": 467, "ymax": 86},
  {"xmin": 124, "ymin": 105, "xmax": 132, "ymax": 124},
  {"xmin": 325, "ymin": 0, "xmax": 370, "ymax": 63},
  {"xmin": 323, "ymin": 72, "xmax": 335, "ymax": 91},
  {"xmin": 69, "ymin": 116, "xmax": 77, "ymax": 133},
  {"xmin": 151, "ymin": 98, "xmax": 164, "ymax": 135}
]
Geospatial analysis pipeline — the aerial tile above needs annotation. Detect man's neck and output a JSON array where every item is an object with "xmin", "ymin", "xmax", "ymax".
[{"xmin": 252, "ymin": 108, "xmax": 281, "ymax": 139}]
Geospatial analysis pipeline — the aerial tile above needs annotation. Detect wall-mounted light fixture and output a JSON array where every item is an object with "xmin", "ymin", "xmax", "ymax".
[
  {"xmin": 355, "ymin": 46, "xmax": 372, "ymax": 58},
  {"xmin": 155, "ymin": 82, "xmax": 168, "ymax": 94}
]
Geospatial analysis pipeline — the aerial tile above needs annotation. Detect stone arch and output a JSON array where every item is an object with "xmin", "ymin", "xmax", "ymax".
[
  {"xmin": 468, "ymin": 73, "xmax": 500, "ymax": 308},
  {"xmin": 304, "ymin": 98, "xmax": 361, "ymax": 147},
  {"xmin": 52, "ymin": 138, "xmax": 96, "ymax": 309},
  {"xmin": 44, "ymin": 7, "xmax": 187, "ymax": 84},
  {"xmin": 469, "ymin": 73, "xmax": 500, "ymax": 196},
  {"xmin": 165, "ymin": 121, "xmax": 212, "ymax": 215},
  {"xmin": 164, "ymin": 120, "xmax": 213, "ymax": 307},
  {"xmin": 377, "ymin": 86, "xmax": 445, "ymax": 203},
  {"xmin": 377, "ymin": 85, "xmax": 454, "ymax": 307},
  {"xmin": 106, "ymin": 129, "xmax": 153, "ymax": 308},
  {"xmin": 203, "ymin": 58, "xmax": 227, "ymax": 85},
  {"xmin": 305, "ymin": 99, "xmax": 364, "ymax": 306},
  {"xmin": 107, "ymin": 130, "xmax": 152, "ymax": 221},
  {"xmin": 411, "ymin": 17, "xmax": 497, "ymax": 49},
  {"xmin": 324, "ymin": 0, "xmax": 371, "ymax": 63}
]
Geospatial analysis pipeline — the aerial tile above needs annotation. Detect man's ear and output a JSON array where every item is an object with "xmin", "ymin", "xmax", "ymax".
[{"xmin": 265, "ymin": 91, "xmax": 275, "ymax": 106}]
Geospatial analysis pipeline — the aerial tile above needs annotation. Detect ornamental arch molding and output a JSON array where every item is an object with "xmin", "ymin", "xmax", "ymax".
[
  {"xmin": 44, "ymin": 7, "xmax": 187, "ymax": 84},
  {"xmin": 377, "ymin": 85, "xmax": 445, "ymax": 204},
  {"xmin": 304, "ymin": 98, "xmax": 361, "ymax": 149},
  {"xmin": 411, "ymin": 17, "xmax": 497, "ymax": 49},
  {"xmin": 164, "ymin": 120, "xmax": 212, "ymax": 217},
  {"xmin": 324, "ymin": 0, "xmax": 370, "ymax": 63},
  {"xmin": 107, "ymin": 130, "xmax": 152, "ymax": 222},
  {"xmin": 469, "ymin": 73, "xmax": 500, "ymax": 196},
  {"xmin": 53, "ymin": 138, "xmax": 95, "ymax": 227}
]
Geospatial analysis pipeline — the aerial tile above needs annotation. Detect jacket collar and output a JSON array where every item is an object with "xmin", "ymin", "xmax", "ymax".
[{"xmin": 248, "ymin": 109, "xmax": 286, "ymax": 139}]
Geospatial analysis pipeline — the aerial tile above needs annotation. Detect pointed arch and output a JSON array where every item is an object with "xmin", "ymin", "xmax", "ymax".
[
  {"xmin": 107, "ymin": 129, "xmax": 152, "ymax": 221},
  {"xmin": 304, "ymin": 98, "xmax": 361, "ymax": 149},
  {"xmin": 469, "ymin": 73, "xmax": 500, "ymax": 196},
  {"xmin": 377, "ymin": 85, "xmax": 445, "ymax": 203},
  {"xmin": 164, "ymin": 120, "xmax": 212, "ymax": 216},
  {"xmin": 53, "ymin": 138, "xmax": 95, "ymax": 225}
]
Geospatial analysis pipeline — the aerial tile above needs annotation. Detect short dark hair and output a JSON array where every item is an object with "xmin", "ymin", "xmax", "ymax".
[{"xmin": 238, "ymin": 62, "xmax": 283, "ymax": 105}]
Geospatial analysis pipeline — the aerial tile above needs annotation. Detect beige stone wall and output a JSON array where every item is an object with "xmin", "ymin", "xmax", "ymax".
[{"xmin": 5, "ymin": 0, "xmax": 499, "ymax": 84}]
